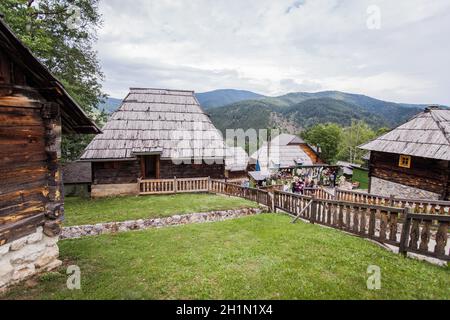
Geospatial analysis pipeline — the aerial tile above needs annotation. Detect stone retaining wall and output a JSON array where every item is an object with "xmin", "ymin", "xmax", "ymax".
[
  {"xmin": 0, "ymin": 227, "xmax": 61, "ymax": 292},
  {"xmin": 61, "ymin": 208, "xmax": 263, "ymax": 240}
]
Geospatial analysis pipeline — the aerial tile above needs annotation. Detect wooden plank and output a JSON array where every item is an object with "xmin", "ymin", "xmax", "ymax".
[
  {"xmin": 419, "ymin": 220, "xmax": 432, "ymax": 252},
  {"xmin": 379, "ymin": 210, "xmax": 388, "ymax": 241},
  {"xmin": 434, "ymin": 222, "xmax": 448, "ymax": 256}
]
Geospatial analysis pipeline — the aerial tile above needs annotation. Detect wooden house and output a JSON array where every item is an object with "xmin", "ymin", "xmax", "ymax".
[
  {"xmin": 62, "ymin": 162, "xmax": 92, "ymax": 197},
  {"xmin": 81, "ymin": 88, "xmax": 226, "ymax": 197},
  {"xmin": 360, "ymin": 107, "xmax": 450, "ymax": 200},
  {"xmin": 225, "ymin": 147, "xmax": 249, "ymax": 180},
  {"xmin": 0, "ymin": 18, "xmax": 100, "ymax": 289},
  {"xmin": 249, "ymin": 134, "xmax": 323, "ymax": 172}
]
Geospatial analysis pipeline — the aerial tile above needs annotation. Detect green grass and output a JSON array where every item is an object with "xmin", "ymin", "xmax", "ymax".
[
  {"xmin": 4, "ymin": 214, "xmax": 449, "ymax": 300},
  {"xmin": 63, "ymin": 194, "xmax": 258, "ymax": 226},
  {"xmin": 352, "ymin": 168, "xmax": 369, "ymax": 190}
]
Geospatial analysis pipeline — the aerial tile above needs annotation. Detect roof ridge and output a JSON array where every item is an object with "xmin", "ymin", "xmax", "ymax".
[
  {"xmin": 129, "ymin": 87, "xmax": 195, "ymax": 93},
  {"xmin": 430, "ymin": 110, "xmax": 450, "ymax": 145}
]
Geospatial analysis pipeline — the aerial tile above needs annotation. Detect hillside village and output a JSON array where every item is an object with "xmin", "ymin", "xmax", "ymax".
[{"xmin": 0, "ymin": 2, "xmax": 449, "ymax": 302}]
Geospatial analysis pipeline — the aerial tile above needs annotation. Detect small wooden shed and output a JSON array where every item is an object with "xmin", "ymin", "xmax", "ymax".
[
  {"xmin": 81, "ymin": 88, "xmax": 226, "ymax": 197},
  {"xmin": 360, "ymin": 107, "xmax": 450, "ymax": 200},
  {"xmin": 0, "ymin": 18, "xmax": 99, "ymax": 289}
]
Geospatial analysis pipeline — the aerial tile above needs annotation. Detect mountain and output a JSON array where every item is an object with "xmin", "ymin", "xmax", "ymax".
[
  {"xmin": 196, "ymin": 89, "xmax": 266, "ymax": 109},
  {"xmin": 98, "ymin": 97, "xmax": 122, "ymax": 114},
  {"xmin": 209, "ymin": 95, "xmax": 424, "ymax": 134},
  {"xmin": 97, "ymin": 90, "xmax": 435, "ymax": 133}
]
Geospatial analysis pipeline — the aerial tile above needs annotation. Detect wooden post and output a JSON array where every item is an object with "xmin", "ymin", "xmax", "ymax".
[
  {"xmin": 389, "ymin": 194, "xmax": 395, "ymax": 207},
  {"xmin": 399, "ymin": 207, "xmax": 412, "ymax": 257},
  {"xmin": 174, "ymin": 176, "xmax": 177, "ymax": 194},
  {"xmin": 156, "ymin": 155, "xmax": 161, "ymax": 179},
  {"xmin": 41, "ymin": 102, "xmax": 63, "ymax": 237},
  {"xmin": 310, "ymin": 196, "xmax": 317, "ymax": 224}
]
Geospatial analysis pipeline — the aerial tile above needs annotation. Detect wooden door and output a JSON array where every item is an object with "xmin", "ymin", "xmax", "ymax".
[{"xmin": 144, "ymin": 155, "xmax": 160, "ymax": 179}]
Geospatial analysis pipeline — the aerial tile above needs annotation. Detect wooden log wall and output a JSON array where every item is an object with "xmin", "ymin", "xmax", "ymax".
[
  {"xmin": 369, "ymin": 151, "xmax": 449, "ymax": 197},
  {"xmin": 0, "ymin": 88, "xmax": 62, "ymax": 244},
  {"xmin": 92, "ymin": 160, "xmax": 141, "ymax": 184},
  {"xmin": 159, "ymin": 160, "xmax": 225, "ymax": 179}
]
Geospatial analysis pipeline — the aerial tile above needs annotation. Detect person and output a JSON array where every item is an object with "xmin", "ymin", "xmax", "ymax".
[
  {"xmin": 330, "ymin": 172, "xmax": 335, "ymax": 188},
  {"xmin": 283, "ymin": 181, "xmax": 291, "ymax": 193},
  {"xmin": 299, "ymin": 180, "xmax": 305, "ymax": 195},
  {"xmin": 293, "ymin": 177, "xmax": 301, "ymax": 194}
]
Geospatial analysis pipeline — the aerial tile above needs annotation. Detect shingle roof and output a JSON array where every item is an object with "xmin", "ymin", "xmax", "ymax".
[
  {"xmin": 360, "ymin": 108, "xmax": 450, "ymax": 161},
  {"xmin": 250, "ymin": 134, "xmax": 314, "ymax": 169},
  {"xmin": 81, "ymin": 88, "xmax": 225, "ymax": 161},
  {"xmin": 226, "ymin": 147, "xmax": 249, "ymax": 172},
  {"xmin": 0, "ymin": 18, "xmax": 100, "ymax": 134}
]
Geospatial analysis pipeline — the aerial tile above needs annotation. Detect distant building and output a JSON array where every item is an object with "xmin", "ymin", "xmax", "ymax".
[
  {"xmin": 250, "ymin": 134, "xmax": 323, "ymax": 171},
  {"xmin": 225, "ymin": 147, "xmax": 249, "ymax": 180},
  {"xmin": 81, "ymin": 88, "xmax": 226, "ymax": 197},
  {"xmin": 360, "ymin": 107, "xmax": 450, "ymax": 200},
  {"xmin": 62, "ymin": 162, "xmax": 92, "ymax": 197}
]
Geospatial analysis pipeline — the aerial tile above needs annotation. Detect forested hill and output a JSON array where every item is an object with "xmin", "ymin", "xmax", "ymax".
[
  {"xmin": 208, "ymin": 96, "xmax": 424, "ymax": 133},
  {"xmin": 196, "ymin": 89, "xmax": 266, "ymax": 109},
  {"xmin": 99, "ymin": 89, "xmax": 432, "ymax": 133}
]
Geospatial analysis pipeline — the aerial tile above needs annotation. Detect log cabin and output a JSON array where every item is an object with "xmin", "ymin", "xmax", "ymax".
[
  {"xmin": 360, "ymin": 107, "xmax": 450, "ymax": 200},
  {"xmin": 81, "ymin": 88, "xmax": 226, "ymax": 197},
  {"xmin": 0, "ymin": 18, "xmax": 100, "ymax": 290}
]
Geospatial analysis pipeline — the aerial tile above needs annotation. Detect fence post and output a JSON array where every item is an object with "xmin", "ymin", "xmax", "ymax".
[
  {"xmin": 174, "ymin": 177, "xmax": 177, "ymax": 194},
  {"xmin": 389, "ymin": 194, "xmax": 395, "ymax": 207},
  {"xmin": 207, "ymin": 176, "xmax": 211, "ymax": 193},
  {"xmin": 310, "ymin": 196, "xmax": 317, "ymax": 224},
  {"xmin": 399, "ymin": 207, "xmax": 412, "ymax": 257}
]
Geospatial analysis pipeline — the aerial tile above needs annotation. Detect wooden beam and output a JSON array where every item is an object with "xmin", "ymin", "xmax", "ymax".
[
  {"xmin": 140, "ymin": 156, "xmax": 145, "ymax": 179},
  {"xmin": 156, "ymin": 155, "xmax": 161, "ymax": 179}
]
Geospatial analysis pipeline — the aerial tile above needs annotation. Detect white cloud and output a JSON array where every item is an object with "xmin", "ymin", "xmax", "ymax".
[{"xmin": 96, "ymin": 0, "xmax": 450, "ymax": 105}]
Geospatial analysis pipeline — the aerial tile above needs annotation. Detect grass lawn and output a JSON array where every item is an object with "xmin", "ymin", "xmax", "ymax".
[
  {"xmin": 64, "ymin": 194, "xmax": 258, "ymax": 226},
  {"xmin": 3, "ymin": 214, "xmax": 449, "ymax": 300},
  {"xmin": 352, "ymin": 168, "xmax": 369, "ymax": 190}
]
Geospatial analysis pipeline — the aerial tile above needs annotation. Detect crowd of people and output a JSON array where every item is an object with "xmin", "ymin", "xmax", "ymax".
[{"xmin": 282, "ymin": 177, "xmax": 314, "ymax": 194}]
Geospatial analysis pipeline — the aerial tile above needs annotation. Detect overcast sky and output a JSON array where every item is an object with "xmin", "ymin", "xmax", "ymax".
[{"xmin": 96, "ymin": 0, "xmax": 450, "ymax": 105}]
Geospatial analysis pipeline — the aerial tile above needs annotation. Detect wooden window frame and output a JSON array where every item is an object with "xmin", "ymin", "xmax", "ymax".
[{"xmin": 399, "ymin": 155, "xmax": 411, "ymax": 169}]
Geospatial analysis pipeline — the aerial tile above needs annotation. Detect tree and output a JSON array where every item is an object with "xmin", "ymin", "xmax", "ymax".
[
  {"xmin": 0, "ymin": 0, "xmax": 104, "ymax": 161},
  {"xmin": 338, "ymin": 121, "xmax": 376, "ymax": 164},
  {"xmin": 301, "ymin": 123, "xmax": 343, "ymax": 163}
]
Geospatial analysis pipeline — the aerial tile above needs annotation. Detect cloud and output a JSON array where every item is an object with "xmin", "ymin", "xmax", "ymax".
[{"xmin": 95, "ymin": 0, "xmax": 450, "ymax": 105}]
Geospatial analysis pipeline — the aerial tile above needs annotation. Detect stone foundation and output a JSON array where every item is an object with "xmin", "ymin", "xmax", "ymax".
[
  {"xmin": 61, "ymin": 208, "xmax": 263, "ymax": 239},
  {"xmin": 91, "ymin": 183, "xmax": 139, "ymax": 198},
  {"xmin": 0, "ymin": 227, "xmax": 61, "ymax": 292},
  {"xmin": 370, "ymin": 177, "xmax": 440, "ymax": 200}
]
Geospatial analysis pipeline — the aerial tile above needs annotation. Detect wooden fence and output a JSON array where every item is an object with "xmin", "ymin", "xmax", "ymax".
[
  {"xmin": 139, "ymin": 177, "xmax": 209, "ymax": 195},
  {"xmin": 335, "ymin": 189, "xmax": 450, "ymax": 215},
  {"xmin": 210, "ymin": 180, "xmax": 272, "ymax": 208},
  {"xmin": 304, "ymin": 187, "xmax": 335, "ymax": 200},
  {"xmin": 137, "ymin": 177, "xmax": 449, "ymax": 261},
  {"xmin": 274, "ymin": 191, "xmax": 449, "ymax": 261}
]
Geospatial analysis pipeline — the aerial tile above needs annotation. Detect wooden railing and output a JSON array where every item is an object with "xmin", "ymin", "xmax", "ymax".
[
  {"xmin": 335, "ymin": 189, "xmax": 450, "ymax": 215},
  {"xmin": 274, "ymin": 191, "xmax": 449, "ymax": 261},
  {"xmin": 304, "ymin": 187, "xmax": 335, "ymax": 200},
  {"xmin": 400, "ymin": 213, "xmax": 450, "ymax": 261},
  {"xmin": 210, "ymin": 180, "xmax": 272, "ymax": 208},
  {"xmin": 139, "ymin": 177, "xmax": 209, "ymax": 195}
]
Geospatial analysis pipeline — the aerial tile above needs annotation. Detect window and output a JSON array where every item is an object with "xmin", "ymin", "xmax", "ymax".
[{"xmin": 399, "ymin": 155, "xmax": 411, "ymax": 168}]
